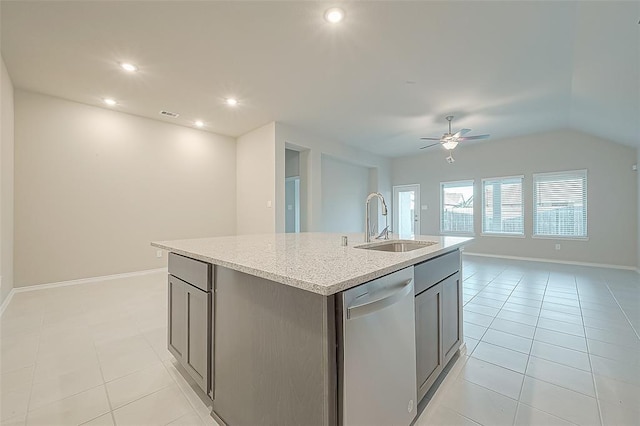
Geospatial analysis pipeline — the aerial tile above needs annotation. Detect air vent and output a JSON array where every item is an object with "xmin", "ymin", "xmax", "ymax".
[{"xmin": 159, "ymin": 110, "xmax": 180, "ymax": 118}]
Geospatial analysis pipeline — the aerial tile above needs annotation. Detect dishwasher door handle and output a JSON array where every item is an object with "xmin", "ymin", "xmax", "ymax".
[{"xmin": 347, "ymin": 279, "xmax": 413, "ymax": 319}]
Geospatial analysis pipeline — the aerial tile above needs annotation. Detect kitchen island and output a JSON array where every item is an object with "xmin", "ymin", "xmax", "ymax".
[{"xmin": 152, "ymin": 233, "xmax": 472, "ymax": 426}]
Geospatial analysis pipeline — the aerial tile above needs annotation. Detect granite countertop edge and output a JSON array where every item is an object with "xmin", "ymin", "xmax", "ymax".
[{"xmin": 152, "ymin": 233, "xmax": 473, "ymax": 296}]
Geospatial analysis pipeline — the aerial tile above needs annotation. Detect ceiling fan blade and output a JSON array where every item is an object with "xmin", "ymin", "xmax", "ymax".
[
  {"xmin": 419, "ymin": 137, "xmax": 442, "ymax": 141},
  {"xmin": 419, "ymin": 142, "xmax": 441, "ymax": 149},
  {"xmin": 457, "ymin": 134, "xmax": 490, "ymax": 141},
  {"xmin": 452, "ymin": 129, "xmax": 471, "ymax": 138}
]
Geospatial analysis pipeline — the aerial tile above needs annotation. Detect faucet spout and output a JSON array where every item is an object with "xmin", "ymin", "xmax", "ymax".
[{"xmin": 365, "ymin": 192, "xmax": 388, "ymax": 243}]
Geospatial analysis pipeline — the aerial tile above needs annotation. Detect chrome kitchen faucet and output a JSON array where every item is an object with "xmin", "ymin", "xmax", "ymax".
[{"xmin": 365, "ymin": 192, "xmax": 389, "ymax": 243}]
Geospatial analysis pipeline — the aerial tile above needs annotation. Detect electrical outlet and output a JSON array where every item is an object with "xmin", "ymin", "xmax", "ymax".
[
  {"xmin": 267, "ymin": 200, "xmax": 272, "ymax": 208},
  {"xmin": 156, "ymin": 250, "xmax": 163, "ymax": 258},
  {"xmin": 555, "ymin": 244, "xmax": 561, "ymax": 250}
]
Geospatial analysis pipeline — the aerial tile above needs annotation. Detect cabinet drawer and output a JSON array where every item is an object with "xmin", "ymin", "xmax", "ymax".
[
  {"xmin": 169, "ymin": 253, "xmax": 212, "ymax": 291},
  {"xmin": 414, "ymin": 250, "xmax": 460, "ymax": 295}
]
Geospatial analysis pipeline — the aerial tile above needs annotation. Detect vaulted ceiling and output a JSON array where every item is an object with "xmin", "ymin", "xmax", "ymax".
[{"xmin": 1, "ymin": 1, "xmax": 638, "ymax": 157}]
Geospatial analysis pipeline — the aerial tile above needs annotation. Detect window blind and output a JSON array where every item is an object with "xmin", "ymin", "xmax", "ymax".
[
  {"xmin": 441, "ymin": 180, "xmax": 474, "ymax": 234},
  {"xmin": 482, "ymin": 176, "xmax": 524, "ymax": 235},
  {"xmin": 533, "ymin": 170, "xmax": 587, "ymax": 238}
]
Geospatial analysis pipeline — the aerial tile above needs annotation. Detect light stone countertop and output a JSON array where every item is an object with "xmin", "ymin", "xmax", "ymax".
[{"xmin": 152, "ymin": 233, "xmax": 473, "ymax": 296}]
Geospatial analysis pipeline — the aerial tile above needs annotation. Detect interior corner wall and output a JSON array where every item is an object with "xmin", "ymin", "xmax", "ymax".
[
  {"xmin": 392, "ymin": 129, "xmax": 638, "ymax": 268},
  {"xmin": 14, "ymin": 90, "xmax": 237, "ymax": 287},
  {"xmin": 637, "ymin": 147, "xmax": 640, "ymax": 270},
  {"xmin": 0, "ymin": 56, "xmax": 15, "ymax": 304},
  {"xmin": 236, "ymin": 122, "xmax": 278, "ymax": 235},
  {"xmin": 275, "ymin": 122, "xmax": 391, "ymax": 233}
]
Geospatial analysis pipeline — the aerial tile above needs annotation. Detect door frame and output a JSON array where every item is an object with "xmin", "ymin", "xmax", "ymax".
[{"xmin": 393, "ymin": 184, "xmax": 421, "ymax": 237}]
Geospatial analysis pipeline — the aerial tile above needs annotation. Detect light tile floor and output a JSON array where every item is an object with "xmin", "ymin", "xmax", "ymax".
[
  {"xmin": 1, "ymin": 274, "xmax": 215, "ymax": 426},
  {"xmin": 0, "ymin": 256, "xmax": 638, "ymax": 425},
  {"xmin": 418, "ymin": 256, "xmax": 640, "ymax": 426}
]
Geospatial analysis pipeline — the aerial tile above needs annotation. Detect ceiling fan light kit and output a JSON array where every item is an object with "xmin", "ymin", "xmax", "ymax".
[
  {"xmin": 441, "ymin": 140, "xmax": 458, "ymax": 150},
  {"xmin": 419, "ymin": 115, "xmax": 490, "ymax": 163}
]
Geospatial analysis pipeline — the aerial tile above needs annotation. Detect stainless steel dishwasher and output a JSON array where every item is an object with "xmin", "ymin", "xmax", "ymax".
[{"xmin": 338, "ymin": 266, "xmax": 417, "ymax": 426}]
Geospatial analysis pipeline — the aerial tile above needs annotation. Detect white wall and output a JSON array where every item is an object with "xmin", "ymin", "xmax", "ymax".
[
  {"xmin": 392, "ymin": 129, "xmax": 637, "ymax": 268},
  {"xmin": 321, "ymin": 155, "xmax": 371, "ymax": 233},
  {"xmin": 275, "ymin": 123, "xmax": 391, "ymax": 233},
  {"xmin": 236, "ymin": 122, "xmax": 277, "ymax": 235},
  {"xmin": 0, "ymin": 56, "xmax": 14, "ymax": 304},
  {"xmin": 14, "ymin": 90, "xmax": 237, "ymax": 287}
]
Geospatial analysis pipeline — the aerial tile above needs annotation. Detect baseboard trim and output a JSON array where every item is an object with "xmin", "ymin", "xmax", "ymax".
[
  {"xmin": 463, "ymin": 252, "xmax": 637, "ymax": 271},
  {"xmin": 0, "ymin": 288, "xmax": 16, "ymax": 317},
  {"xmin": 12, "ymin": 267, "xmax": 168, "ymax": 294},
  {"xmin": 1, "ymin": 268, "xmax": 167, "ymax": 317}
]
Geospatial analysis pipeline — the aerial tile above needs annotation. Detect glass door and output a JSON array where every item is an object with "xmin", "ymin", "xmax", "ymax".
[{"xmin": 393, "ymin": 185, "xmax": 420, "ymax": 239}]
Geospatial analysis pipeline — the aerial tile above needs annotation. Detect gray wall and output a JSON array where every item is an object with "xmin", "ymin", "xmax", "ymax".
[
  {"xmin": 14, "ymin": 90, "xmax": 237, "ymax": 287},
  {"xmin": 392, "ymin": 129, "xmax": 637, "ymax": 267},
  {"xmin": 276, "ymin": 123, "xmax": 391, "ymax": 233},
  {"xmin": 285, "ymin": 148, "xmax": 300, "ymax": 178},
  {"xmin": 0, "ymin": 56, "xmax": 14, "ymax": 304},
  {"xmin": 321, "ymin": 154, "xmax": 370, "ymax": 233}
]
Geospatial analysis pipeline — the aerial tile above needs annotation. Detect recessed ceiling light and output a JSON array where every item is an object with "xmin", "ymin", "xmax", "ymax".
[
  {"xmin": 225, "ymin": 98, "xmax": 238, "ymax": 106},
  {"xmin": 103, "ymin": 98, "xmax": 117, "ymax": 106},
  {"xmin": 324, "ymin": 7, "xmax": 345, "ymax": 23},
  {"xmin": 194, "ymin": 120, "xmax": 204, "ymax": 127},
  {"xmin": 120, "ymin": 62, "xmax": 138, "ymax": 72}
]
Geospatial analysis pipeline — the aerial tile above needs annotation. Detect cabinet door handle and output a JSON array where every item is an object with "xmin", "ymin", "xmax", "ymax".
[{"xmin": 347, "ymin": 279, "xmax": 413, "ymax": 319}]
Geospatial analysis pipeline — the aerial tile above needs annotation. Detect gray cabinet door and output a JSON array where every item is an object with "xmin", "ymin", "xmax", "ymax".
[
  {"xmin": 442, "ymin": 273, "xmax": 462, "ymax": 362},
  {"xmin": 184, "ymin": 284, "xmax": 211, "ymax": 394},
  {"xmin": 168, "ymin": 276, "xmax": 186, "ymax": 359},
  {"xmin": 415, "ymin": 283, "xmax": 442, "ymax": 401}
]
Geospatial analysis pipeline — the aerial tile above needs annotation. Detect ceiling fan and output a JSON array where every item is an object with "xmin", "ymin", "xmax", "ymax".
[{"xmin": 419, "ymin": 115, "xmax": 490, "ymax": 152}]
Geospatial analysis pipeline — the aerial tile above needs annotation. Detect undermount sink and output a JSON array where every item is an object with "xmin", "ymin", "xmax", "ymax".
[{"xmin": 356, "ymin": 240, "xmax": 437, "ymax": 253}]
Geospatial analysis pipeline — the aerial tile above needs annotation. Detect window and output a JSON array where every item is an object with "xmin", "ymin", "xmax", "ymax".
[
  {"xmin": 441, "ymin": 180, "xmax": 474, "ymax": 234},
  {"xmin": 482, "ymin": 176, "xmax": 524, "ymax": 235},
  {"xmin": 533, "ymin": 170, "xmax": 587, "ymax": 238}
]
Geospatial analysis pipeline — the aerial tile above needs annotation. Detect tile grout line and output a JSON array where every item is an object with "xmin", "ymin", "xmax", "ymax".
[
  {"xmin": 602, "ymin": 276, "xmax": 640, "ymax": 342},
  {"xmin": 470, "ymin": 273, "xmax": 615, "ymax": 399},
  {"xmin": 160, "ymin": 359, "xmax": 209, "ymax": 425},
  {"xmin": 20, "ymin": 292, "xmax": 56, "ymax": 421},
  {"xmin": 511, "ymin": 272, "xmax": 549, "ymax": 426},
  {"xmin": 577, "ymin": 275, "xmax": 605, "ymax": 426},
  {"xmin": 455, "ymin": 265, "xmax": 513, "ymax": 423},
  {"xmin": 523, "ymin": 274, "xmax": 602, "ymax": 423},
  {"xmin": 465, "ymin": 274, "xmax": 511, "ymax": 348},
  {"xmin": 465, "ymin": 267, "xmax": 530, "ymax": 425},
  {"xmin": 89, "ymin": 332, "xmax": 118, "ymax": 426},
  {"xmin": 91, "ymin": 320, "xmax": 184, "ymax": 424}
]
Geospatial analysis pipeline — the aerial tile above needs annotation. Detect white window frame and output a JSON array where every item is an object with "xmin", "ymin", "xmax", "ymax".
[
  {"xmin": 481, "ymin": 175, "xmax": 525, "ymax": 237},
  {"xmin": 533, "ymin": 169, "xmax": 588, "ymax": 240},
  {"xmin": 440, "ymin": 179, "xmax": 475, "ymax": 236}
]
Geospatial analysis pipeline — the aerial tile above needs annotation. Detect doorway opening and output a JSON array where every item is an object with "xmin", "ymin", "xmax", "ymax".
[
  {"xmin": 393, "ymin": 184, "xmax": 420, "ymax": 238},
  {"xmin": 285, "ymin": 177, "xmax": 301, "ymax": 233},
  {"xmin": 285, "ymin": 148, "xmax": 301, "ymax": 233}
]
